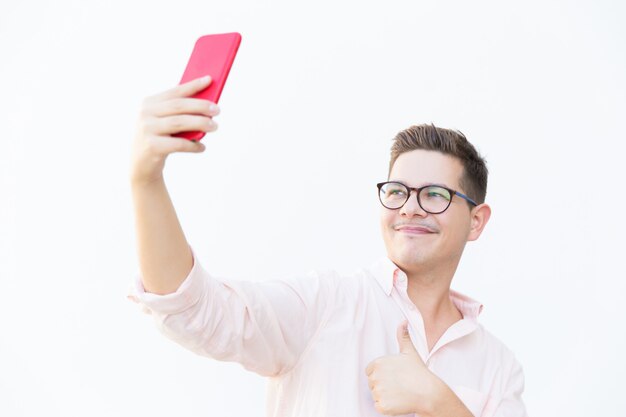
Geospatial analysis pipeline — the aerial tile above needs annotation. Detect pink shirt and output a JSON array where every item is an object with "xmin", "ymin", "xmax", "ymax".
[{"xmin": 129, "ymin": 247, "xmax": 527, "ymax": 417}]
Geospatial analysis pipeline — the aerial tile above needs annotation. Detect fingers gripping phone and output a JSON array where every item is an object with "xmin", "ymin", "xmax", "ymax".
[{"xmin": 174, "ymin": 32, "xmax": 242, "ymax": 141}]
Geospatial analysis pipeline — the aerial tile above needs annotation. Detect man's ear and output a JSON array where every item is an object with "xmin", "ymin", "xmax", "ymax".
[{"xmin": 467, "ymin": 203, "xmax": 491, "ymax": 242}]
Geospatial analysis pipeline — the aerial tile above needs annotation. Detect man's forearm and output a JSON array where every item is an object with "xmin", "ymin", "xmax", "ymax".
[{"xmin": 131, "ymin": 177, "xmax": 193, "ymax": 295}]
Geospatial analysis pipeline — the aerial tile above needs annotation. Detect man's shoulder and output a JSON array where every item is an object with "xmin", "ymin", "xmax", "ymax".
[
  {"xmin": 471, "ymin": 322, "xmax": 521, "ymax": 365},
  {"xmin": 449, "ymin": 289, "xmax": 519, "ymax": 363}
]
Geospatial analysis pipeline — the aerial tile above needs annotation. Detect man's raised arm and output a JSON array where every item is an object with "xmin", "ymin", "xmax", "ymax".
[
  {"xmin": 129, "ymin": 76, "xmax": 219, "ymax": 295},
  {"xmin": 128, "ymin": 77, "xmax": 335, "ymax": 378}
]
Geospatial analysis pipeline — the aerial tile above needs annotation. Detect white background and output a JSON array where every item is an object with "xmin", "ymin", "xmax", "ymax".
[{"xmin": 1, "ymin": 0, "xmax": 625, "ymax": 416}]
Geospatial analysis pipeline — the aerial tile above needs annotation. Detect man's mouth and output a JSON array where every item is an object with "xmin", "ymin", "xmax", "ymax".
[{"xmin": 394, "ymin": 224, "xmax": 438, "ymax": 234}]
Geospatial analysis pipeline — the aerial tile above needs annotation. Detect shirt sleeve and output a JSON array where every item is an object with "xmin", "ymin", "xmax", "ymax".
[
  {"xmin": 128, "ymin": 246, "xmax": 336, "ymax": 377},
  {"xmin": 486, "ymin": 357, "xmax": 528, "ymax": 417}
]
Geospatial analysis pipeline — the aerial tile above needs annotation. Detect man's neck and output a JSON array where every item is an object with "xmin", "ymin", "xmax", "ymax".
[
  {"xmin": 404, "ymin": 264, "xmax": 463, "ymax": 351},
  {"xmin": 407, "ymin": 273, "xmax": 455, "ymax": 313}
]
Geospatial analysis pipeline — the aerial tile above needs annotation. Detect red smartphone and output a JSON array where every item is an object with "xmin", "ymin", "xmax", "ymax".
[{"xmin": 174, "ymin": 32, "xmax": 242, "ymax": 141}]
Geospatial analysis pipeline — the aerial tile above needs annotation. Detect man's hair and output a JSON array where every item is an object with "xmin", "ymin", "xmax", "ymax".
[{"xmin": 388, "ymin": 124, "xmax": 488, "ymax": 205}]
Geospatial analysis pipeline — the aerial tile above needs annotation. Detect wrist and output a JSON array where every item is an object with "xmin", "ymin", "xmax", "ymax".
[
  {"xmin": 419, "ymin": 378, "xmax": 447, "ymax": 417},
  {"xmin": 130, "ymin": 174, "xmax": 165, "ymax": 188},
  {"xmin": 130, "ymin": 160, "xmax": 166, "ymax": 187},
  {"xmin": 422, "ymin": 380, "xmax": 472, "ymax": 417},
  {"xmin": 130, "ymin": 151, "xmax": 167, "ymax": 187}
]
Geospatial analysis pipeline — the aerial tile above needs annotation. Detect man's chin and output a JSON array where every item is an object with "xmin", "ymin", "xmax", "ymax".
[{"xmin": 390, "ymin": 251, "xmax": 431, "ymax": 271}]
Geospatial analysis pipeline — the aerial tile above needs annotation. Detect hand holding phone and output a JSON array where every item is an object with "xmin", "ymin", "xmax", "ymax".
[{"xmin": 174, "ymin": 32, "xmax": 242, "ymax": 141}]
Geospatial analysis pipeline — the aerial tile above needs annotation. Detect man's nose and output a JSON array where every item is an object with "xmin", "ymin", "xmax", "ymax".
[{"xmin": 400, "ymin": 190, "xmax": 428, "ymax": 218}]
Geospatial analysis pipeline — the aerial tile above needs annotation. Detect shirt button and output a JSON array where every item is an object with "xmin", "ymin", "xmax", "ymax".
[
  {"xmin": 397, "ymin": 275, "xmax": 406, "ymax": 283},
  {"xmin": 408, "ymin": 304, "xmax": 416, "ymax": 310}
]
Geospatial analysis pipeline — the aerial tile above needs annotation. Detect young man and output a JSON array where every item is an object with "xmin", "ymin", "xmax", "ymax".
[{"xmin": 129, "ymin": 76, "xmax": 527, "ymax": 417}]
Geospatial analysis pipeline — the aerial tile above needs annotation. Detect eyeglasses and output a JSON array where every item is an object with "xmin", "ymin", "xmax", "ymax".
[{"xmin": 377, "ymin": 181, "xmax": 478, "ymax": 214}]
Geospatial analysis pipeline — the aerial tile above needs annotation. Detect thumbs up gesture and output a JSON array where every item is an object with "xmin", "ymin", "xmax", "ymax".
[{"xmin": 365, "ymin": 321, "xmax": 444, "ymax": 416}]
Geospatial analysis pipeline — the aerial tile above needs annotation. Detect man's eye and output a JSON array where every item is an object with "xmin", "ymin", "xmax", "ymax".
[
  {"xmin": 387, "ymin": 189, "xmax": 406, "ymax": 197},
  {"xmin": 424, "ymin": 187, "xmax": 450, "ymax": 200}
]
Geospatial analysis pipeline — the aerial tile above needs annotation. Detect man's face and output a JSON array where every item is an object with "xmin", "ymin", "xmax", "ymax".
[{"xmin": 380, "ymin": 149, "xmax": 476, "ymax": 274}]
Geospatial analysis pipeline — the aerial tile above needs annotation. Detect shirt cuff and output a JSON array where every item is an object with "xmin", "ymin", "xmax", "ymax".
[{"xmin": 127, "ymin": 246, "xmax": 208, "ymax": 315}]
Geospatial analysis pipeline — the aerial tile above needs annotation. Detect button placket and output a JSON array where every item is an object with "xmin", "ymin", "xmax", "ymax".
[{"xmin": 392, "ymin": 278, "xmax": 429, "ymax": 361}]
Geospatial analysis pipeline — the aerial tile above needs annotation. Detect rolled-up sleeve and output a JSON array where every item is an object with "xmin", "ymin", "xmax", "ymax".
[{"xmin": 128, "ymin": 246, "xmax": 335, "ymax": 377}]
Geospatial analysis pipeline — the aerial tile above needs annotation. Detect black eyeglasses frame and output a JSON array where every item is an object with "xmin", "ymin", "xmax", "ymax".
[{"xmin": 376, "ymin": 181, "xmax": 478, "ymax": 214}]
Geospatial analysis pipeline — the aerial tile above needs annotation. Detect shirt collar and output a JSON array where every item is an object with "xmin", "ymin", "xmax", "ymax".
[
  {"xmin": 368, "ymin": 256, "xmax": 484, "ymax": 319},
  {"xmin": 449, "ymin": 289, "xmax": 484, "ymax": 320},
  {"xmin": 369, "ymin": 256, "xmax": 398, "ymax": 296}
]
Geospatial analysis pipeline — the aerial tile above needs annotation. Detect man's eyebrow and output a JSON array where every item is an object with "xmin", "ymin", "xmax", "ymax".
[{"xmin": 389, "ymin": 180, "xmax": 453, "ymax": 189}]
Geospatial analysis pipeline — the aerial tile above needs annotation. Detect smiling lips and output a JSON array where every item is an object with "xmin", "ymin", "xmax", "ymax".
[{"xmin": 395, "ymin": 225, "xmax": 436, "ymax": 234}]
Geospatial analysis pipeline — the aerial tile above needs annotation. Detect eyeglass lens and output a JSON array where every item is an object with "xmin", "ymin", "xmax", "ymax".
[{"xmin": 379, "ymin": 182, "xmax": 452, "ymax": 213}]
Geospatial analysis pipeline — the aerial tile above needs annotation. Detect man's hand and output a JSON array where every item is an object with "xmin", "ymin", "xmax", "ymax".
[
  {"xmin": 365, "ymin": 321, "xmax": 442, "ymax": 416},
  {"xmin": 130, "ymin": 76, "xmax": 220, "ymax": 186}
]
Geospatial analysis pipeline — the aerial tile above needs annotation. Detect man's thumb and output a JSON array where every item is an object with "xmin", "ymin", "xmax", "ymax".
[{"xmin": 397, "ymin": 320, "xmax": 418, "ymax": 355}]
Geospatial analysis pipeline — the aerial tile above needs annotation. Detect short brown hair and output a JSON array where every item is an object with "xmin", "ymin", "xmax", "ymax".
[{"xmin": 388, "ymin": 124, "xmax": 488, "ymax": 204}]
